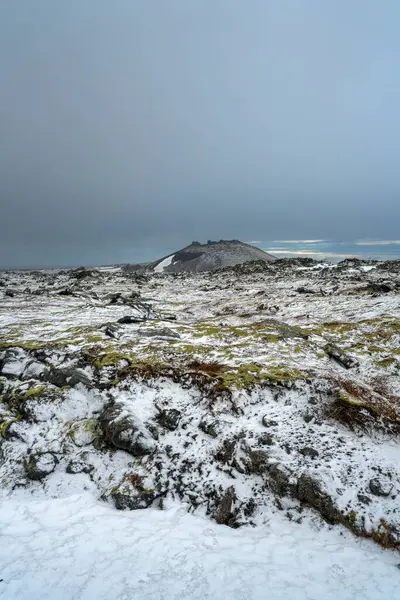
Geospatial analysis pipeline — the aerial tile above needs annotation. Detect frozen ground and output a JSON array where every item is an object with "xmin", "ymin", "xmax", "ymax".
[
  {"xmin": 1, "ymin": 257, "xmax": 400, "ymax": 597},
  {"xmin": 0, "ymin": 493, "xmax": 398, "ymax": 600}
]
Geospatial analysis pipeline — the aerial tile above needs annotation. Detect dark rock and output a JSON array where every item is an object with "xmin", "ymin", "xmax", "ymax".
[
  {"xmin": 214, "ymin": 486, "xmax": 237, "ymax": 525},
  {"xmin": 297, "ymin": 474, "xmax": 342, "ymax": 524},
  {"xmin": 5, "ymin": 290, "xmax": 15, "ymax": 297},
  {"xmin": 369, "ymin": 478, "xmax": 393, "ymax": 497},
  {"xmin": 215, "ymin": 439, "xmax": 236, "ymax": 464},
  {"xmin": 139, "ymin": 327, "xmax": 180, "ymax": 340},
  {"xmin": 258, "ymin": 433, "xmax": 274, "ymax": 446},
  {"xmin": 156, "ymin": 408, "xmax": 181, "ymax": 431},
  {"xmin": 245, "ymin": 448, "xmax": 268, "ymax": 475},
  {"xmin": 24, "ymin": 452, "xmax": 58, "ymax": 480},
  {"xmin": 118, "ymin": 315, "xmax": 146, "ymax": 324},
  {"xmin": 262, "ymin": 417, "xmax": 278, "ymax": 428},
  {"xmin": 299, "ymin": 447, "xmax": 319, "ymax": 459},
  {"xmin": 199, "ymin": 417, "xmax": 221, "ymax": 438},
  {"xmin": 104, "ymin": 324, "xmax": 120, "ymax": 339},
  {"xmin": 100, "ymin": 403, "xmax": 157, "ymax": 456},
  {"xmin": 357, "ymin": 493, "xmax": 372, "ymax": 505},
  {"xmin": 67, "ymin": 369, "xmax": 92, "ymax": 388},
  {"xmin": 266, "ymin": 463, "xmax": 296, "ymax": 497},
  {"xmin": 44, "ymin": 366, "xmax": 91, "ymax": 388},
  {"xmin": 324, "ymin": 344, "xmax": 359, "ymax": 369},
  {"xmin": 111, "ymin": 479, "xmax": 155, "ymax": 510},
  {"xmin": 66, "ymin": 458, "xmax": 94, "ymax": 475},
  {"xmin": 296, "ymin": 287, "xmax": 316, "ymax": 294}
]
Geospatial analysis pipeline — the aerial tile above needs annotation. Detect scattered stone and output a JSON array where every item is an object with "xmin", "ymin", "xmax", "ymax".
[
  {"xmin": 100, "ymin": 403, "xmax": 157, "ymax": 456},
  {"xmin": 139, "ymin": 327, "xmax": 180, "ymax": 340},
  {"xmin": 357, "ymin": 493, "xmax": 372, "ymax": 505},
  {"xmin": 104, "ymin": 324, "xmax": 121, "ymax": 339},
  {"xmin": 156, "ymin": 408, "xmax": 181, "ymax": 431},
  {"xmin": 66, "ymin": 458, "xmax": 94, "ymax": 475},
  {"xmin": 24, "ymin": 452, "xmax": 58, "ymax": 480},
  {"xmin": 258, "ymin": 433, "xmax": 274, "ymax": 446},
  {"xmin": 369, "ymin": 478, "xmax": 393, "ymax": 497},
  {"xmin": 199, "ymin": 417, "xmax": 222, "ymax": 438},
  {"xmin": 262, "ymin": 417, "xmax": 278, "ymax": 428},
  {"xmin": 244, "ymin": 448, "xmax": 268, "ymax": 475},
  {"xmin": 296, "ymin": 286, "xmax": 316, "ymax": 294},
  {"xmin": 324, "ymin": 344, "xmax": 359, "ymax": 369},
  {"xmin": 299, "ymin": 447, "xmax": 319, "ymax": 459},
  {"xmin": 118, "ymin": 315, "xmax": 146, "ymax": 324}
]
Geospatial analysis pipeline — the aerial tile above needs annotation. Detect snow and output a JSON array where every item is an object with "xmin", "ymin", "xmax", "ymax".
[
  {"xmin": 0, "ymin": 493, "xmax": 398, "ymax": 600},
  {"xmin": 154, "ymin": 254, "xmax": 175, "ymax": 273}
]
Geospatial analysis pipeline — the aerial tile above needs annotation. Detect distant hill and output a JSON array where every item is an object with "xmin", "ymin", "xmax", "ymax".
[{"xmin": 148, "ymin": 239, "xmax": 276, "ymax": 273}]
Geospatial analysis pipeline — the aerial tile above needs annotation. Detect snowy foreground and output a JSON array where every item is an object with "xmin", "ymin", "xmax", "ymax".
[
  {"xmin": 1, "ymin": 258, "xmax": 400, "ymax": 598},
  {"xmin": 0, "ymin": 493, "xmax": 398, "ymax": 600}
]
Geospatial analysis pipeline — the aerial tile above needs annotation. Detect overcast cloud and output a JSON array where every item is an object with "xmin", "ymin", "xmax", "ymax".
[{"xmin": 1, "ymin": 1, "xmax": 400, "ymax": 267}]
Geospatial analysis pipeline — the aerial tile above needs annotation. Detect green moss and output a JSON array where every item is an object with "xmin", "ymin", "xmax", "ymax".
[
  {"xmin": 376, "ymin": 357, "xmax": 395, "ymax": 367},
  {"xmin": 262, "ymin": 366, "xmax": 306, "ymax": 385},
  {"xmin": 92, "ymin": 351, "xmax": 131, "ymax": 370},
  {"xmin": 23, "ymin": 386, "xmax": 45, "ymax": 400},
  {"xmin": 260, "ymin": 334, "xmax": 280, "ymax": 343},
  {"xmin": 347, "ymin": 511, "xmax": 357, "ymax": 530},
  {"xmin": 0, "ymin": 416, "xmax": 22, "ymax": 439}
]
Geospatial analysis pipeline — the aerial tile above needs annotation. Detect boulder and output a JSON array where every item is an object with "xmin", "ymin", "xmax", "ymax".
[
  {"xmin": 24, "ymin": 452, "xmax": 58, "ymax": 480},
  {"xmin": 100, "ymin": 403, "xmax": 157, "ymax": 456},
  {"xmin": 111, "ymin": 478, "xmax": 155, "ymax": 510},
  {"xmin": 0, "ymin": 348, "xmax": 28, "ymax": 378},
  {"xmin": 297, "ymin": 474, "xmax": 342, "ymax": 524},
  {"xmin": 69, "ymin": 419, "xmax": 98, "ymax": 447},
  {"xmin": 369, "ymin": 478, "xmax": 393, "ymax": 497},
  {"xmin": 299, "ymin": 447, "xmax": 319, "ymax": 459},
  {"xmin": 66, "ymin": 457, "xmax": 94, "ymax": 475},
  {"xmin": 214, "ymin": 486, "xmax": 237, "ymax": 526},
  {"xmin": 139, "ymin": 327, "xmax": 180, "ymax": 340},
  {"xmin": 324, "ymin": 344, "xmax": 359, "ymax": 369}
]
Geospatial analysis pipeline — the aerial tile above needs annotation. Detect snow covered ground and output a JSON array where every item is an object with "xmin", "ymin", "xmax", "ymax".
[
  {"xmin": 0, "ymin": 493, "xmax": 398, "ymax": 600},
  {"xmin": 1, "ymin": 258, "xmax": 400, "ymax": 599}
]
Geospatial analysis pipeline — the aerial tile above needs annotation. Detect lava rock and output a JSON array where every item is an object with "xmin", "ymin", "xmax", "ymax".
[
  {"xmin": 214, "ymin": 486, "xmax": 237, "ymax": 526},
  {"xmin": 24, "ymin": 452, "xmax": 58, "ymax": 480},
  {"xmin": 69, "ymin": 419, "xmax": 98, "ymax": 447},
  {"xmin": 299, "ymin": 447, "xmax": 319, "ymax": 459},
  {"xmin": 297, "ymin": 474, "xmax": 342, "ymax": 524},
  {"xmin": 66, "ymin": 458, "xmax": 94, "ymax": 475},
  {"xmin": 156, "ymin": 408, "xmax": 181, "ymax": 431},
  {"xmin": 262, "ymin": 417, "xmax": 279, "ymax": 428},
  {"xmin": 139, "ymin": 327, "xmax": 180, "ymax": 340},
  {"xmin": 117, "ymin": 315, "xmax": 146, "ymax": 324},
  {"xmin": 199, "ymin": 417, "xmax": 222, "ymax": 438},
  {"xmin": 104, "ymin": 324, "xmax": 121, "ymax": 339},
  {"xmin": 100, "ymin": 403, "xmax": 157, "ymax": 456},
  {"xmin": 111, "ymin": 480, "xmax": 155, "ymax": 510},
  {"xmin": 369, "ymin": 478, "xmax": 393, "ymax": 497},
  {"xmin": 324, "ymin": 344, "xmax": 359, "ymax": 369},
  {"xmin": 266, "ymin": 463, "xmax": 296, "ymax": 497}
]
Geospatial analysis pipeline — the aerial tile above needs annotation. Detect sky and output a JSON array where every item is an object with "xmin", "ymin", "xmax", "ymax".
[{"xmin": 1, "ymin": 1, "xmax": 400, "ymax": 268}]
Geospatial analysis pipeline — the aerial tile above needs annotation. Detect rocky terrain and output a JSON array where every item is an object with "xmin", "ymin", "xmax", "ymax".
[
  {"xmin": 137, "ymin": 239, "xmax": 276, "ymax": 273},
  {"xmin": 1, "ymin": 257, "xmax": 400, "ymax": 549}
]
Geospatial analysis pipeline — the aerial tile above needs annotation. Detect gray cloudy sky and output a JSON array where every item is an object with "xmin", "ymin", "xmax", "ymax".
[{"xmin": 1, "ymin": 1, "xmax": 400, "ymax": 267}]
